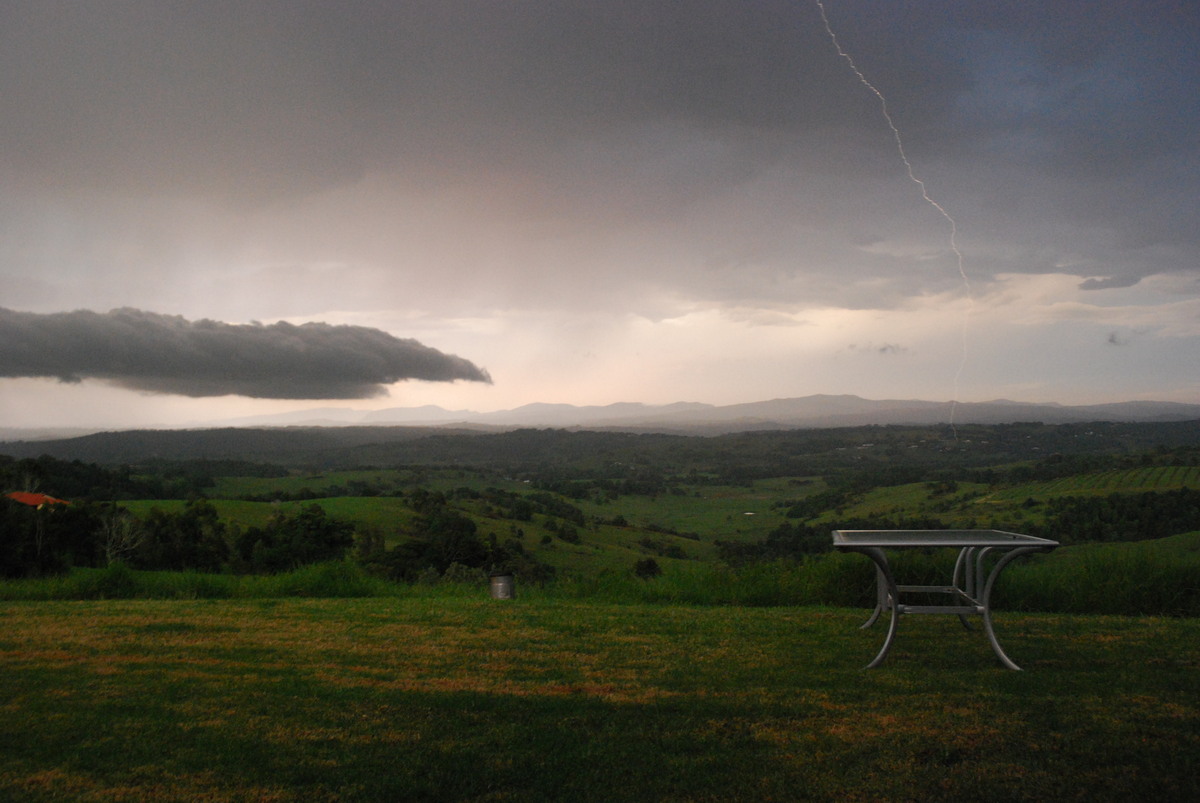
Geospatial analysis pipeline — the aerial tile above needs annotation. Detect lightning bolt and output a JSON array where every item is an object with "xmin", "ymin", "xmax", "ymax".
[{"xmin": 815, "ymin": 0, "xmax": 973, "ymax": 435}]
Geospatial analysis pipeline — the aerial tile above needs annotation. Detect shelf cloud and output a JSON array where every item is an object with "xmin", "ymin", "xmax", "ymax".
[{"xmin": 0, "ymin": 308, "xmax": 491, "ymax": 399}]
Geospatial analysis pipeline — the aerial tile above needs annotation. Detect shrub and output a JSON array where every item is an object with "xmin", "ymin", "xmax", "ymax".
[
  {"xmin": 634, "ymin": 558, "xmax": 662, "ymax": 580},
  {"xmin": 235, "ymin": 560, "xmax": 391, "ymax": 598},
  {"xmin": 76, "ymin": 562, "xmax": 138, "ymax": 599}
]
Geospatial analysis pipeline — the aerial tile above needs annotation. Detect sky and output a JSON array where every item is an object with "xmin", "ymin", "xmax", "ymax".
[{"xmin": 2, "ymin": 0, "xmax": 1198, "ymax": 430}]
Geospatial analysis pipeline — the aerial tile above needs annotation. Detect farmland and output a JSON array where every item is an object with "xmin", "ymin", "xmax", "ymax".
[
  {"xmin": 982, "ymin": 465, "xmax": 1200, "ymax": 500},
  {"xmin": 107, "ymin": 458, "xmax": 1200, "ymax": 581},
  {"xmin": 4, "ymin": 420, "xmax": 1200, "ymax": 596},
  {"xmin": 3, "ymin": 420, "xmax": 1200, "ymax": 799}
]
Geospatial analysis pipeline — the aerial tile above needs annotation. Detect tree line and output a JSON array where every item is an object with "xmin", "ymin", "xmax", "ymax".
[
  {"xmin": 718, "ymin": 488, "xmax": 1200, "ymax": 565},
  {"xmin": 1032, "ymin": 488, "xmax": 1200, "ymax": 545},
  {"xmin": 0, "ymin": 497, "xmax": 353, "ymax": 578}
]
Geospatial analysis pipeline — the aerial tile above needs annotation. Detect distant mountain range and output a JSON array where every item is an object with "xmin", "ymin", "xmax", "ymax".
[
  {"xmin": 198, "ymin": 394, "xmax": 1200, "ymax": 433},
  {"xmin": 3, "ymin": 395, "xmax": 1198, "ymax": 466},
  {"xmin": 3, "ymin": 395, "xmax": 1199, "ymax": 446}
]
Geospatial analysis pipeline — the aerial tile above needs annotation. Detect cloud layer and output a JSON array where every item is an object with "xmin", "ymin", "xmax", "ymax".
[
  {"xmin": 4, "ymin": 0, "xmax": 1195, "ymax": 322},
  {"xmin": 0, "ymin": 308, "xmax": 491, "ymax": 399},
  {"xmin": 0, "ymin": 1, "xmax": 1196, "ymax": 424}
]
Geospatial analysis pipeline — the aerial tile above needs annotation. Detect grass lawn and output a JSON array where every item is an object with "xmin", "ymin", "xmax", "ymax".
[{"xmin": 2, "ymin": 598, "xmax": 1197, "ymax": 801}]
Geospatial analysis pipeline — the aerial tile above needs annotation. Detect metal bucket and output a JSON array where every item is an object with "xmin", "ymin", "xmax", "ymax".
[{"xmin": 489, "ymin": 572, "xmax": 515, "ymax": 600}]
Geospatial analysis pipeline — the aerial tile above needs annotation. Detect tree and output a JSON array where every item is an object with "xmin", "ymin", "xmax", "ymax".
[
  {"xmin": 236, "ymin": 504, "xmax": 355, "ymax": 573},
  {"xmin": 0, "ymin": 497, "xmax": 102, "ymax": 577},
  {"xmin": 355, "ymin": 525, "xmax": 386, "ymax": 562},
  {"xmin": 0, "ymin": 497, "xmax": 43, "ymax": 577},
  {"xmin": 135, "ymin": 499, "xmax": 229, "ymax": 572},
  {"xmin": 384, "ymin": 509, "xmax": 487, "ymax": 578},
  {"xmin": 99, "ymin": 507, "xmax": 145, "ymax": 566}
]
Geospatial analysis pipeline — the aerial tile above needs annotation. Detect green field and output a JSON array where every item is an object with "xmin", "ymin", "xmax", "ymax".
[
  {"xmin": 578, "ymin": 479, "xmax": 813, "ymax": 541},
  {"xmin": 818, "ymin": 481, "xmax": 990, "ymax": 523},
  {"xmin": 822, "ymin": 467, "xmax": 1200, "ymax": 531},
  {"xmin": 1, "ymin": 597, "xmax": 1197, "ymax": 801},
  {"xmin": 6, "ymin": 444, "xmax": 1200, "ymax": 798},
  {"xmin": 116, "ymin": 475, "xmax": 815, "ymax": 576},
  {"xmin": 121, "ymin": 497, "xmax": 422, "ymax": 536},
  {"xmin": 982, "ymin": 465, "xmax": 1200, "ymax": 503},
  {"xmin": 206, "ymin": 468, "xmax": 529, "ymax": 500},
  {"xmin": 201, "ymin": 472, "xmax": 813, "ymax": 542},
  {"xmin": 111, "ymin": 460, "xmax": 1200, "ymax": 584}
]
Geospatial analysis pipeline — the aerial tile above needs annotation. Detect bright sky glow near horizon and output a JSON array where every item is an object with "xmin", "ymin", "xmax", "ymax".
[{"xmin": 2, "ymin": 1, "xmax": 1198, "ymax": 429}]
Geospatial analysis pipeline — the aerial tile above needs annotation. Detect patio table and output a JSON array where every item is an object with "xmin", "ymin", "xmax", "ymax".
[{"xmin": 832, "ymin": 529, "xmax": 1059, "ymax": 670}]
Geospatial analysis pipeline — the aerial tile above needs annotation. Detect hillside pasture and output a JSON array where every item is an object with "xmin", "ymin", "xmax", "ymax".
[
  {"xmin": 981, "ymin": 465, "xmax": 1200, "ymax": 504},
  {"xmin": 812, "ymin": 481, "xmax": 989, "ymax": 523},
  {"xmin": 119, "ymin": 498, "xmax": 420, "ymax": 543},
  {"xmin": 115, "ymin": 460, "xmax": 1200, "ymax": 584},
  {"xmin": 208, "ymin": 468, "xmax": 530, "ymax": 500},
  {"xmin": 116, "ymin": 495, "xmax": 711, "ymax": 577},
  {"xmin": 188, "ymin": 473, "xmax": 823, "ymax": 567},
  {"xmin": 817, "ymin": 466, "xmax": 1200, "ymax": 531},
  {"xmin": 576, "ymin": 479, "xmax": 809, "ymax": 543}
]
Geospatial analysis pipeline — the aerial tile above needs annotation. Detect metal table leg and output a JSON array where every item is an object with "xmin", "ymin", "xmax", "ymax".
[
  {"xmin": 848, "ymin": 546, "xmax": 902, "ymax": 669},
  {"xmin": 979, "ymin": 546, "xmax": 1041, "ymax": 671},
  {"xmin": 952, "ymin": 548, "xmax": 974, "ymax": 630},
  {"xmin": 860, "ymin": 564, "xmax": 887, "ymax": 629}
]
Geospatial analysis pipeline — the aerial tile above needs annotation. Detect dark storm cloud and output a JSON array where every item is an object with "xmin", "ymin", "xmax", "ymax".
[
  {"xmin": 0, "ymin": 0, "xmax": 970, "ymax": 199},
  {"xmin": 0, "ymin": 0, "xmax": 1196, "ymax": 312},
  {"xmin": 4, "ymin": 0, "xmax": 1188, "ymax": 180},
  {"xmin": 0, "ymin": 308, "xmax": 491, "ymax": 399}
]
